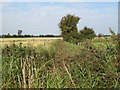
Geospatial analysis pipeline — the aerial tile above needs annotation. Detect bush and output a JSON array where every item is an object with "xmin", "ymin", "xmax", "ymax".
[{"xmin": 79, "ymin": 26, "xmax": 96, "ymax": 41}]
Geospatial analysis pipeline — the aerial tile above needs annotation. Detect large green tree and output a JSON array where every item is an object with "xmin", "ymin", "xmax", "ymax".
[{"xmin": 58, "ymin": 14, "xmax": 80, "ymax": 43}]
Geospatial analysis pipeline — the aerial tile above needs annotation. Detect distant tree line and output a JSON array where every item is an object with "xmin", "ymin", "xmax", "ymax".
[
  {"xmin": 0, "ymin": 34, "xmax": 61, "ymax": 38},
  {"xmin": 0, "ymin": 33, "xmax": 113, "ymax": 38},
  {"xmin": 0, "ymin": 29, "xmax": 61, "ymax": 38}
]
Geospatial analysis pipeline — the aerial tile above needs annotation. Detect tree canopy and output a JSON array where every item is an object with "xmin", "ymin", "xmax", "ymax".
[
  {"xmin": 79, "ymin": 26, "xmax": 96, "ymax": 40},
  {"xmin": 58, "ymin": 14, "xmax": 96, "ymax": 44},
  {"xmin": 58, "ymin": 14, "xmax": 80, "ymax": 44}
]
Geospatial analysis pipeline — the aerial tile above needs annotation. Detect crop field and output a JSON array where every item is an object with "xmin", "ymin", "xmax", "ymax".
[
  {"xmin": 1, "ymin": 36, "xmax": 120, "ymax": 88},
  {"xmin": 0, "ymin": 37, "xmax": 63, "ymax": 48}
]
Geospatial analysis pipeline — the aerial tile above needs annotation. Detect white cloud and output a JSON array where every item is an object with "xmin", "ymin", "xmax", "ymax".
[{"xmin": 2, "ymin": 2, "xmax": 118, "ymax": 35}]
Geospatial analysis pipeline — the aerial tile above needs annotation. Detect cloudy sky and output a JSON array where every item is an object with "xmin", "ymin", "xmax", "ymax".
[{"xmin": 1, "ymin": 1, "xmax": 118, "ymax": 35}]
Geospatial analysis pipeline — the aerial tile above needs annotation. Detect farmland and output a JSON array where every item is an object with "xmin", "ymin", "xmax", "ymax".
[
  {"xmin": 0, "ymin": 37, "xmax": 63, "ymax": 47},
  {"xmin": 1, "ymin": 36, "xmax": 120, "ymax": 88},
  {"xmin": 2, "ymin": 1, "xmax": 120, "ymax": 88}
]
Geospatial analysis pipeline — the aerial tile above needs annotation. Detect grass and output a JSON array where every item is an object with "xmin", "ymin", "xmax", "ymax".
[
  {"xmin": 0, "ymin": 48, "xmax": 2, "ymax": 87},
  {"xmin": 1, "ymin": 37, "xmax": 120, "ymax": 88}
]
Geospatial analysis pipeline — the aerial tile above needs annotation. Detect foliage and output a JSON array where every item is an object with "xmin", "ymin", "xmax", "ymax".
[
  {"xmin": 98, "ymin": 33, "xmax": 104, "ymax": 37},
  {"xmin": 58, "ymin": 14, "xmax": 97, "ymax": 44},
  {"xmin": 58, "ymin": 14, "xmax": 80, "ymax": 43},
  {"xmin": 1, "ymin": 37, "xmax": 120, "ymax": 88},
  {"xmin": 2, "ymin": 42, "xmax": 57, "ymax": 88},
  {"xmin": 79, "ymin": 26, "xmax": 96, "ymax": 40},
  {"xmin": 1, "ymin": 34, "xmax": 61, "ymax": 38}
]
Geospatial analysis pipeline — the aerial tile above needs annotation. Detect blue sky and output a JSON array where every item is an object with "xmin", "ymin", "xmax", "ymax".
[{"xmin": 1, "ymin": 2, "xmax": 118, "ymax": 35}]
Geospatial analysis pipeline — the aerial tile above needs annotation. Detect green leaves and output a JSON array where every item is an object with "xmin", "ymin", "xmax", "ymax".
[
  {"xmin": 59, "ymin": 14, "xmax": 80, "ymax": 44},
  {"xmin": 59, "ymin": 14, "xmax": 97, "ymax": 44},
  {"xmin": 1, "ymin": 38, "xmax": 119, "ymax": 88},
  {"xmin": 79, "ymin": 26, "xmax": 96, "ymax": 40}
]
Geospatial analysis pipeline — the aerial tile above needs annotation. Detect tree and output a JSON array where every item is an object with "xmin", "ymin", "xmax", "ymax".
[
  {"xmin": 18, "ymin": 29, "xmax": 22, "ymax": 36},
  {"xmin": 79, "ymin": 26, "xmax": 96, "ymax": 40},
  {"xmin": 58, "ymin": 14, "xmax": 80, "ymax": 43}
]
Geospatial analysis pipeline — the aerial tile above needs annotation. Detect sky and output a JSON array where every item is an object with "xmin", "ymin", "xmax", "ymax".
[
  {"xmin": 1, "ymin": 0, "xmax": 119, "ymax": 2},
  {"xmin": 1, "ymin": 1, "xmax": 118, "ymax": 35}
]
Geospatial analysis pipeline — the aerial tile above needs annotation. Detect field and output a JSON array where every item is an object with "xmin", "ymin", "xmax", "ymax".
[
  {"xmin": 1, "ymin": 36, "xmax": 120, "ymax": 88},
  {"xmin": 0, "ymin": 37, "xmax": 63, "ymax": 48}
]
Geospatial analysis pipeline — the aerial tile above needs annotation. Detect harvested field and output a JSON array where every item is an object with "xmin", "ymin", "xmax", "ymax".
[{"xmin": 0, "ymin": 37, "xmax": 63, "ymax": 47}]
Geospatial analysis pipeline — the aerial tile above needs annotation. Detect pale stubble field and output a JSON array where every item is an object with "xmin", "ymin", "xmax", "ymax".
[{"xmin": 0, "ymin": 37, "xmax": 63, "ymax": 47}]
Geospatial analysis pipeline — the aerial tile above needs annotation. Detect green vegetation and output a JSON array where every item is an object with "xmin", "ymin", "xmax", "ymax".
[
  {"xmin": 79, "ymin": 27, "xmax": 96, "ymax": 41},
  {"xmin": 58, "ymin": 14, "xmax": 80, "ymax": 44},
  {"xmin": 0, "ymin": 34, "xmax": 61, "ymax": 38},
  {"xmin": 59, "ymin": 14, "xmax": 97, "ymax": 44},
  {"xmin": 1, "ymin": 14, "xmax": 120, "ymax": 89},
  {"xmin": 1, "ymin": 36, "xmax": 120, "ymax": 88}
]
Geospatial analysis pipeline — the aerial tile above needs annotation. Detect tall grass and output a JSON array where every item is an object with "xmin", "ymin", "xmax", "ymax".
[
  {"xmin": 0, "ymin": 46, "xmax": 2, "ymax": 88},
  {"xmin": 1, "ymin": 38, "xmax": 120, "ymax": 88}
]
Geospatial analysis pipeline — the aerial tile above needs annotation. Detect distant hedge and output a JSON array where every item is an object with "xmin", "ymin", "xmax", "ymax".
[{"xmin": 0, "ymin": 34, "xmax": 62, "ymax": 38}]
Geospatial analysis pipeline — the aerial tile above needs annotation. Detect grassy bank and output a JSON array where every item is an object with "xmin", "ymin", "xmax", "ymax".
[{"xmin": 1, "ymin": 37, "xmax": 120, "ymax": 88}]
